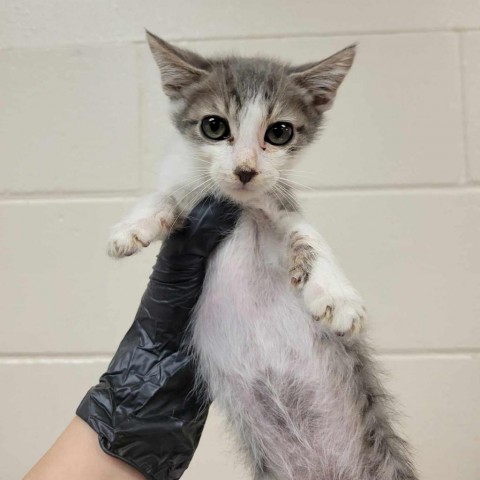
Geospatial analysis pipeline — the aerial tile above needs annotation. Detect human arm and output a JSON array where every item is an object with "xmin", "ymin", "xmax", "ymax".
[{"xmin": 24, "ymin": 196, "xmax": 240, "ymax": 480}]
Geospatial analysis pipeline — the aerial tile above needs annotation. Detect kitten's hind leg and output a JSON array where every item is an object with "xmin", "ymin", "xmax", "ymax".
[
  {"xmin": 322, "ymin": 334, "xmax": 419, "ymax": 480},
  {"xmin": 107, "ymin": 193, "xmax": 180, "ymax": 258}
]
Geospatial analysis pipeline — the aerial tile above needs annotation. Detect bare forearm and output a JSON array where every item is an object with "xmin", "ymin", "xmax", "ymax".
[{"xmin": 24, "ymin": 417, "xmax": 143, "ymax": 480}]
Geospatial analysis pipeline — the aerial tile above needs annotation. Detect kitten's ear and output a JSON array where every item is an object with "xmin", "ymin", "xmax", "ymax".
[
  {"xmin": 290, "ymin": 44, "xmax": 356, "ymax": 111},
  {"xmin": 146, "ymin": 30, "xmax": 210, "ymax": 99}
]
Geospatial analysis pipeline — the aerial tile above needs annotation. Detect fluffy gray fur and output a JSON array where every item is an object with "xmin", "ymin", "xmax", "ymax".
[{"xmin": 108, "ymin": 31, "xmax": 419, "ymax": 480}]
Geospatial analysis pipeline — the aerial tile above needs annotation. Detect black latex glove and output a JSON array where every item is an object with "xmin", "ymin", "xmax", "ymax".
[{"xmin": 77, "ymin": 196, "xmax": 240, "ymax": 480}]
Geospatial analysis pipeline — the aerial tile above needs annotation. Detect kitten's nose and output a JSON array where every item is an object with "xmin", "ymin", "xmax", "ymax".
[{"xmin": 234, "ymin": 167, "xmax": 257, "ymax": 184}]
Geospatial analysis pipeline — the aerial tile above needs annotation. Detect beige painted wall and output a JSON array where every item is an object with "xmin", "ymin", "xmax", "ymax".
[{"xmin": 1, "ymin": 2, "xmax": 479, "ymax": 479}]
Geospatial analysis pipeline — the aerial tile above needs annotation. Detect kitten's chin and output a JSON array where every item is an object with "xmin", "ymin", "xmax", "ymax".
[{"xmin": 219, "ymin": 184, "xmax": 266, "ymax": 203}]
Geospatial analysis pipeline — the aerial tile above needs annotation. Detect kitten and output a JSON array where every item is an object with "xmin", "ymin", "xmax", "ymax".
[
  {"xmin": 109, "ymin": 33, "xmax": 365, "ymax": 336},
  {"xmin": 109, "ymin": 32, "xmax": 418, "ymax": 480}
]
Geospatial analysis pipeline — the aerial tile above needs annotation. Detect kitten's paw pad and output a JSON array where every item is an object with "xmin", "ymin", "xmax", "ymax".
[
  {"xmin": 107, "ymin": 227, "xmax": 152, "ymax": 258},
  {"xmin": 306, "ymin": 289, "xmax": 366, "ymax": 336},
  {"xmin": 288, "ymin": 231, "xmax": 317, "ymax": 289}
]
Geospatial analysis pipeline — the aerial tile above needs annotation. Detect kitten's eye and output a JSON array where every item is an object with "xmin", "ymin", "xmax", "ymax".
[
  {"xmin": 265, "ymin": 122, "xmax": 293, "ymax": 146},
  {"xmin": 201, "ymin": 116, "xmax": 230, "ymax": 140}
]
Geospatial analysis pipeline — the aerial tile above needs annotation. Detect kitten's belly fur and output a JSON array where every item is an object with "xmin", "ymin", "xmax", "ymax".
[
  {"xmin": 193, "ymin": 212, "xmax": 315, "ymax": 384},
  {"xmin": 191, "ymin": 212, "xmax": 355, "ymax": 478},
  {"xmin": 192, "ymin": 211, "xmax": 416, "ymax": 480}
]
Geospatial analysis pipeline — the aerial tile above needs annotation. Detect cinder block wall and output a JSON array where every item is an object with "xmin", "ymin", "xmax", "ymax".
[{"xmin": 1, "ymin": 2, "xmax": 479, "ymax": 479}]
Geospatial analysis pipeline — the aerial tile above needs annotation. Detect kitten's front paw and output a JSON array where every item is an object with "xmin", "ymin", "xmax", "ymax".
[
  {"xmin": 288, "ymin": 231, "xmax": 317, "ymax": 288},
  {"xmin": 107, "ymin": 212, "xmax": 175, "ymax": 258},
  {"xmin": 303, "ymin": 282, "xmax": 366, "ymax": 336},
  {"xmin": 107, "ymin": 225, "xmax": 152, "ymax": 258}
]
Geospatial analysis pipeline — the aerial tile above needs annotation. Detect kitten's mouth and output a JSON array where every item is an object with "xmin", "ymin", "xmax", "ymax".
[
  {"xmin": 214, "ymin": 171, "xmax": 277, "ymax": 202},
  {"xmin": 221, "ymin": 180, "xmax": 278, "ymax": 204},
  {"xmin": 231, "ymin": 184, "xmax": 257, "ymax": 194},
  {"xmin": 220, "ymin": 181, "xmax": 263, "ymax": 201},
  {"xmin": 233, "ymin": 182, "xmax": 255, "ymax": 191}
]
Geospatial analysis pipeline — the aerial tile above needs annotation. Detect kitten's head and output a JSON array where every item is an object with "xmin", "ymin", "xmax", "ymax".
[{"xmin": 147, "ymin": 31, "xmax": 355, "ymax": 203}]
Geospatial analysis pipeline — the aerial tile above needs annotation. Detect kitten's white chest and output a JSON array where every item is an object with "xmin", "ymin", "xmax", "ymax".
[{"xmin": 191, "ymin": 212, "xmax": 315, "ymax": 388}]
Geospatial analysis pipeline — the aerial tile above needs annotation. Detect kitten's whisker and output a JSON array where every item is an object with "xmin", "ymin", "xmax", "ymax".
[
  {"xmin": 167, "ymin": 174, "xmax": 210, "ymax": 197},
  {"xmin": 278, "ymin": 169, "xmax": 315, "ymax": 175},
  {"xmin": 173, "ymin": 177, "xmax": 212, "ymax": 213},
  {"xmin": 171, "ymin": 180, "xmax": 214, "ymax": 234},
  {"xmin": 279, "ymin": 177, "xmax": 314, "ymax": 191},
  {"xmin": 271, "ymin": 186, "xmax": 288, "ymax": 212},
  {"xmin": 276, "ymin": 182, "xmax": 300, "ymax": 208},
  {"xmin": 167, "ymin": 178, "xmax": 213, "ymax": 234},
  {"xmin": 164, "ymin": 179, "xmax": 209, "ymax": 227},
  {"xmin": 139, "ymin": 163, "xmax": 211, "ymax": 177},
  {"xmin": 279, "ymin": 172, "xmax": 316, "ymax": 181},
  {"xmin": 276, "ymin": 182, "xmax": 297, "ymax": 200},
  {"xmin": 190, "ymin": 180, "xmax": 215, "ymax": 211},
  {"xmin": 275, "ymin": 183, "xmax": 298, "ymax": 207},
  {"xmin": 195, "ymin": 158, "xmax": 212, "ymax": 166},
  {"xmin": 279, "ymin": 170, "xmax": 316, "ymax": 179}
]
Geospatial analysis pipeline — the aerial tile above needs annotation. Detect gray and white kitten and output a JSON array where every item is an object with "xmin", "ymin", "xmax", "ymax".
[{"xmin": 108, "ymin": 32, "xmax": 418, "ymax": 480}]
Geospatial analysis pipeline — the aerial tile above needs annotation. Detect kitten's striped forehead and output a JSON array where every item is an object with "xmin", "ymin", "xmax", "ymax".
[
  {"xmin": 174, "ymin": 56, "xmax": 321, "ymax": 146},
  {"xmin": 221, "ymin": 58, "xmax": 283, "ymax": 113}
]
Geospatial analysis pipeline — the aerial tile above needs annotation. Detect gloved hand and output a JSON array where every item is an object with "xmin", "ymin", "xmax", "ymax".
[{"xmin": 77, "ymin": 196, "xmax": 240, "ymax": 480}]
